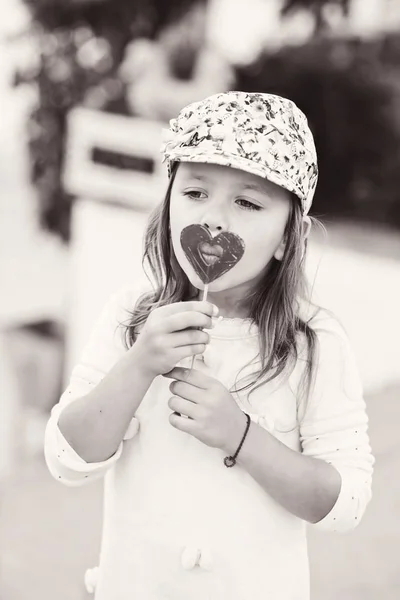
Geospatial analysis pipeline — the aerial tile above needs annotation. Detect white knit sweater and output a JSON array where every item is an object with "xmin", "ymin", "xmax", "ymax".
[{"xmin": 45, "ymin": 284, "xmax": 374, "ymax": 600}]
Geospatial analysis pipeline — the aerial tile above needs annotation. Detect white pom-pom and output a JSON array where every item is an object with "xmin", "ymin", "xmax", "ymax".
[
  {"xmin": 181, "ymin": 546, "xmax": 201, "ymax": 570},
  {"xmin": 84, "ymin": 566, "xmax": 99, "ymax": 594}
]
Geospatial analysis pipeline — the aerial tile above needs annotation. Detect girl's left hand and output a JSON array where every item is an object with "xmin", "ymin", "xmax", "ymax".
[{"xmin": 162, "ymin": 367, "xmax": 247, "ymax": 453}]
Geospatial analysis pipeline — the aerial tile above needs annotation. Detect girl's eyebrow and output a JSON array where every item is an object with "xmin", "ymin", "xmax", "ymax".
[
  {"xmin": 182, "ymin": 174, "xmax": 211, "ymax": 184},
  {"xmin": 183, "ymin": 175, "xmax": 265, "ymax": 189},
  {"xmin": 181, "ymin": 173, "xmax": 270, "ymax": 197},
  {"xmin": 241, "ymin": 183, "xmax": 270, "ymax": 195}
]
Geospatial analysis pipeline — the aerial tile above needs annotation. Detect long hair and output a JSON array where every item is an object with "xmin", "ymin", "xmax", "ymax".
[{"xmin": 122, "ymin": 162, "xmax": 320, "ymax": 400}]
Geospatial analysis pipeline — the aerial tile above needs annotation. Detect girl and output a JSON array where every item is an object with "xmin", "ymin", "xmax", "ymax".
[{"xmin": 45, "ymin": 91, "xmax": 374, "ymax": 600}]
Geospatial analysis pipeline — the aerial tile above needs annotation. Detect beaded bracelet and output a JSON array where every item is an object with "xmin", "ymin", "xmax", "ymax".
[{"xmin": 223, "ymin": 412, "xmax": 251, "ymax": 468}]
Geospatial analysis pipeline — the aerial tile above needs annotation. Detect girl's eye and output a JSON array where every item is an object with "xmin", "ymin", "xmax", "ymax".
[
  {"xmin": 236, "ymin": 198, "xmax": 262, "ymax": 211},
  {"xmin": 183, "ymin": 191, "xmax": 261, "ymax": 211},
  {"xmin": 183, "ymin": 190, "xmax": 206, "ymax": 201}
]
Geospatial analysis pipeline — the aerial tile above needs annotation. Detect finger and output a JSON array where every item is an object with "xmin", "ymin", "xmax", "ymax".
[
  {"xmin": 186, "ymin": 301, "xmax": 218, "ymax": 317},
  {"xmin": 169, "ymin": 380, "xmax": 202, "ymax": 403},
  {"xmin": 165, "ymin": 311, "xmax": 214, "ymax": 333},
  {"xmin": 161, "ymin": 301, "xmax": 217, "ymax": 318},
  {"xmin": 168, "ymin": 395, "xmax": 198, "ymax": 419},
  {"xmin": 163, "ymin": 366, "xmax": 213, "ymax": 389},
  {"xmin": 169, "ymin": 344, "xmax": 207, "ymax": 367},
  {"xmin": 169, "ymin": 328, "xmax": 210, "ymax": 348},
  {"xmin": 169, "ymin": 411, "xmax": 198, "ymax": 434}
]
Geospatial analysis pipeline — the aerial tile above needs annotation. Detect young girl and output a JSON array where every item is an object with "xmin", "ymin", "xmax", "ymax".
[{"xmin": 45, "ymin": 91, "xmax": 374, "ymax": 600}]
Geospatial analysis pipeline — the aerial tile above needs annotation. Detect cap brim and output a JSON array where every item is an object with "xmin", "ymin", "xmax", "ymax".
[{"xmin": 166, "ymin": 150, "xmax": 306, "ymax": 213}]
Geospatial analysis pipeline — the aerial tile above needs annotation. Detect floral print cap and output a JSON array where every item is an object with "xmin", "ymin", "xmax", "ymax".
[{"xmin": 160, "ymin": 91, "xmax": 318, "ymax": 215}]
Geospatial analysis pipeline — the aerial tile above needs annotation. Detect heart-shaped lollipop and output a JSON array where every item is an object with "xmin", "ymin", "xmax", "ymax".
[{"xmin": 180, "ymin": 224, "xmax": 245, "ymax": 284}]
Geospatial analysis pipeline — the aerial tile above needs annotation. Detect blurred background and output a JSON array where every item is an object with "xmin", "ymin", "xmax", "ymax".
[{"xmin": 1, "ymin": 0, "xmax": 400, "ymax": 598}]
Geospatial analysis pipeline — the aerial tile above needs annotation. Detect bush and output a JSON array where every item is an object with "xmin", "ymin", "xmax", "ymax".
[
  {"xmin": 235, "ymin": 33, "xmax": 400, "ymax": 228},
  {"xmin": 15, "ymin": 0, "xmax": 203, "ymax": 241},
  {"xmin": 16, "ymin": 0, "xmax": 400, "ymax": 237}
]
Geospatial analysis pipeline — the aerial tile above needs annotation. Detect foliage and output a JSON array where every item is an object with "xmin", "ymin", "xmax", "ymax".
[
  {"xmin": 14, "ymin": 0, "xmax": 204, "ymax": 241},
  {"xmin": 281, "ymin": 0, "xmax": 350, "ymax": 35},
  {"xmin": 14, "ymin": 0, "xmax": 400, "ymax": 237},
  {"xmin": 235, "ymin": 33, "xmax": 400, "ymax": 228}
]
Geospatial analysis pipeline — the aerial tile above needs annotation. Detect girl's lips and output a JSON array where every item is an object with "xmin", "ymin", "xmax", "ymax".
[
  {"xmin": 199, "ymin": 242, "xmax": 223, "ymax": 257},
  {"xmin": 201, "ymin": 253, "xmax": 219, "ymax": 266},
  {"xmin": 199, "ymin": 242, "xmax": 223, "ymax": 266}
]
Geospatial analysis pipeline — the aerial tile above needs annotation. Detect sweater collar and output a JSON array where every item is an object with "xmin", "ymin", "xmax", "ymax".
[{"xmin": 205, "ymin": 315, "xmax": 258, "ymax": 340}]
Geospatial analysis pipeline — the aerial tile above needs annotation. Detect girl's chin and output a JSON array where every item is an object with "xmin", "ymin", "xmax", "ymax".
[
  {"xmin": 180, "ymin": 259, "xmax": 240, "ymax": 292},
  {"xmin": 189, "ymin": 273, "xmax": 230, "ymax": 294}
]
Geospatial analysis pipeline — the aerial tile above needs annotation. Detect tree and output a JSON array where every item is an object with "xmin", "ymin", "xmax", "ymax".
[
  {"xmin": 281, "ymin": 0, "xmax": 351, "ymax": 36},
  {"xmin": 13, "ymin": 0, "xmax": 206, "ymax": 241},
  {"xmin": 235, "ymin": 32, "xmax": 400, "ymax": 228}
]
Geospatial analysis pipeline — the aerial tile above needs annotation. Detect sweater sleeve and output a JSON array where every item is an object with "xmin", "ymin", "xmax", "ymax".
[
  {"xmin": 297, "ymin": 317, "xmax": 375, "ymax": 533},
  {"xmin": 44, "ymin": 283, "xmax": 147, "ymax": 486}
]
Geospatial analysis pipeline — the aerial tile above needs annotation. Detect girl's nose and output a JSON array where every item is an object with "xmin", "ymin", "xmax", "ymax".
[
  {"xmin": 200, "ymin": 193, "xmax": 230, "ymax": 234},
  {"xmin": 203, "ymin": 222, "xmax": 223, "ymax": 233},
  {"xmin": 202, "ymin": 213, "xmax": 228, "ymax": 234}
]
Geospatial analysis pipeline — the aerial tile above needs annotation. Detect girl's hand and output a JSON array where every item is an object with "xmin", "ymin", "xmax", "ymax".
[
  {"xmin": 163, "ymin": 367, "xmax": 247, "ymax": 454},
  {"xmin": 134, "ymin": 301, "xmax": 217, "ymax": 379}
]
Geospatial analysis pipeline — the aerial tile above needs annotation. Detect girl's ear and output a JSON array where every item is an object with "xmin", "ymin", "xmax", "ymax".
[
  {"xmin": 273, "ymin": 237, "xmax": 286, "ymax": 261},
  {"xmin": 302, "ymin": 216, "xmax": 311, "ymax": 240},
  {"xmin": 274, "ymin": 215, "xmax": 312, "ymax": 261},
  {"xmin": 300, "ymin": 216, "xmax": 311, "ymax": 261}
]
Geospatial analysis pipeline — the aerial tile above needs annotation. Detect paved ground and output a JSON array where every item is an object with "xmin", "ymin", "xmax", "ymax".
[{"xmin": 0, "ymin": 382, "xmax": 399, "ymax": 600}]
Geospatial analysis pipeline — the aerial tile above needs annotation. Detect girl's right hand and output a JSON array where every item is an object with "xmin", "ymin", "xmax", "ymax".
[{"xmin": 132, "ymin": 301, "xmax": 218, "ymax": 378}]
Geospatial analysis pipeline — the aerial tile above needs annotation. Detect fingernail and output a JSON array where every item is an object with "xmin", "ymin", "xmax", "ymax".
[{"xmin": 212, "ymin": 305, "xmax": 219, "ymax": 316}]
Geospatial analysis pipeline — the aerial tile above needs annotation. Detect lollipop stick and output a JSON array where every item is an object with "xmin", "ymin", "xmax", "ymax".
[{"xmin": 190, "ymin": 283, "xmax": 209, "ymax": 370}]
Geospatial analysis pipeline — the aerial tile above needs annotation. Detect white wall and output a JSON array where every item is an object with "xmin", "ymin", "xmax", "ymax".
[
  {"xmin": 307, "ymin": 236, "xmax": 400, "ymax": 394},
  {"xmin": 64, "ymin": 199, "xmax": 150, "ymax": 381}
]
